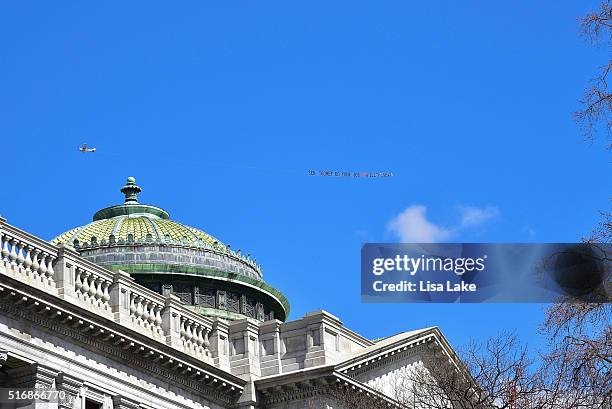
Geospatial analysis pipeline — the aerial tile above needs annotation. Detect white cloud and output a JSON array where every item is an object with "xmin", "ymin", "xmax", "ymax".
[
  {"xmin": 387, "ymin": 205, "xmax": 500, "ymax": 243},
  {"xmin": 387, "ymin": 205, "xmax": 452, "ymax": 243},
  {"xmin": 459, "ymin": 206, "xmax": 500, "ymax": 228}
]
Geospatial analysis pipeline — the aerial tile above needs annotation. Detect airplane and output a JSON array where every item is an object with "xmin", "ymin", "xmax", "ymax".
[{"xmin": 79, "ymin": 143, "xmax": 96, "ymax": 153}]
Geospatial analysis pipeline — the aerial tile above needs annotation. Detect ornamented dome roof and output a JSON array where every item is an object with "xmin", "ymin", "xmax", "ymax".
[
  {"xmin": 53, "ymin": 177, "xmax": 224, "ymax": 250},
  {"xmin": 51, "ymin": 177, "xmax": 288, "ymax": 322},
  {"xmin": 52, "ymin": 214, "xmax": 224, "ymax": 249}
]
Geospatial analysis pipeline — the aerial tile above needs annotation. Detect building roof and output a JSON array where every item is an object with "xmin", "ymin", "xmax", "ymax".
[
  {"xmin": 52, "ymin": 177, "xmax": 224, "ymax": 249},
  {"xmin": 52, "ymin": 214, "xmax": 223, "ymax": 249},
  {"xmin": 348, "ymin": 328, "xmax": 434, "ymax": 358}
]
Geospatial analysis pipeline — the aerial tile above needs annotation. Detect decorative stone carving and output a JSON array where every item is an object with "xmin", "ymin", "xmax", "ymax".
[{"xmin": 0, "ymin": 289, "xmax": 243, "ymax": 406}]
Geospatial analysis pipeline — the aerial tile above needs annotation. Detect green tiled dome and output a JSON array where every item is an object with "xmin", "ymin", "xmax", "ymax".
[
  {"xmin": 50, "ymin": 177, "xmax": 288, "ymax": 322},
  {"xmin": 52, "ymin": 176, "xmax": 224, "ymax": 248},
  {"xmin": 52, "ymin": 213, "xmax": 222, "ymax": 248}
]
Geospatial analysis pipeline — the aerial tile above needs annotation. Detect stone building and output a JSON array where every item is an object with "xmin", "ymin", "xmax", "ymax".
[{"xmin": 0, "ymin": 178, "xmax": 462, "ymax": 408}]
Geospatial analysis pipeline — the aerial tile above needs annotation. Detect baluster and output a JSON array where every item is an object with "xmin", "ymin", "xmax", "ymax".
[
  {"xmin": 203, "ymin": 328, "xmax": 210, "ymax": 352},
  {"xmin": 38, "ymin": 252, "xmax": 48, "ymax": 284},
  {"xmin": 9, "ymin": 238, "xmax": 18, "ymax": 267},
  {"xmin": 190, "ymin": 324, "xmax": 198, "ymax": 351},
  {"xmin": 147, "ymin": 303, "xmax": 155, "ymax": 327},
  {"xmin": 129, "ymin": 293, "xmax": 137, "ymax": 317},
  {"xmin": 45, "ymin": 255, "xmax": 55, "ymax": 285},
  {"xmin": 87, "ymin": 274, "xmax": 96, "ymax": 301},
  {"xmin": 192, "ymin": 322, "xmax": 199, "ymax": 347},
  {"xmin": 180, "ymin": 317, "xmax": 187, "ymax": 340},
  {"xmin": 185, "ymin": 320, "xmax": 193, "ymax": 346},
  {"xmin": 102, "ymin": 282, "xmax": 110, "ymax": 305},
  {"xmin": 142, "ymin": 299, "xmax": 150, "ymax": 327},
  {"xmin": 81, "ymin": 272, "xmax": 90, "ymax": 300},
  {"xmin": 0, "ymin": 234, "xmax": 9, "ymax": 263},
  {"xmin": 135, "ymin": 296, "xmax": 144, "ymax": 323},
  {"xmin": 30, "ymin": 249, "xmax": 40, "ymax": 279},
  {"xmin": 15, "ymin": 241, "xmax": 24, "ymax": 270},
  {"xmin": 189, "ymin": 322, "xmax": 196, "ymax": 346},
  {"xmin": 191, "ymin": 322, "xmax": 198, "ymax": 346},
  {"xmin": 95, "ymin": 278, "xmax": 103, "ymax": 305},
  {"xmin": 74, "ymin": 269, "xmax": 83, "ymax": 294},
  {"xmin": 196, "ymin": 325, "xmax": 204, "ymax": 348},
  {"xmin": 24, "ymin": 246, "xmax": 33, "ymax": 276},
  {"xmin": 154, "ymin": 305, "xmax": 163, "ymax": 334}
]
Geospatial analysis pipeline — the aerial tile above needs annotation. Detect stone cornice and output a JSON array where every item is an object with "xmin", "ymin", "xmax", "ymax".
[
  {"xmin": 0, "ymin": 279, "xmax": 245, "ymax": 406},
  {"xmin": 256, "ymin": 366, "xmax": 402, "ymax": 407},
  {"xmin": 335, "ymin": 328, "xmax": 462, "ymax": 380},
  {"xmin": 343, "ymin": 342, "xmax": 432, "ymax": 378}
]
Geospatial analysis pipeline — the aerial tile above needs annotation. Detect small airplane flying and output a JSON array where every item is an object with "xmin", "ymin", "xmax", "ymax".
[{"xmin": 79, "ymin": 143, "xmax": 96, "ymax": 153}]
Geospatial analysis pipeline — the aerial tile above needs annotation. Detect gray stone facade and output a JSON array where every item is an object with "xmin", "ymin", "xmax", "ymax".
[{"xmin": 0, "ymin": 215, "xmax": 461, "ymax": 408}]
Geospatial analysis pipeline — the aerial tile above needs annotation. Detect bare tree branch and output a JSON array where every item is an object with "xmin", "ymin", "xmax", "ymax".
[{"xmin": 575, "ymin": 1, "xmax": 612, "ymax": 145}]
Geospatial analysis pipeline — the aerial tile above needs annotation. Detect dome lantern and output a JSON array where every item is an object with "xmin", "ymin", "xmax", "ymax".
[{"xmin": 120, "ymin": 176, "xmax": 142, "ymax": 204}]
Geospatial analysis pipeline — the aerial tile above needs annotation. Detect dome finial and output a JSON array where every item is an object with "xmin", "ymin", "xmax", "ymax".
[{"xmin": 120, "ymin": 177, "xmax": 141, "ymax": 204}]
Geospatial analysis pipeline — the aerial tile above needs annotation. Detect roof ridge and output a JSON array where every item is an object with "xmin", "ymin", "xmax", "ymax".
[
  {"xmin": 110, "ymin": 216, "xmax": 126, "ymax": 238},
  {"xmin": 142, "ymin": 214, "xmax": 163, "ymax": 242}
]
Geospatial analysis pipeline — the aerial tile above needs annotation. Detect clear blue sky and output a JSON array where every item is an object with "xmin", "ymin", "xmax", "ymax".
[{"xmin": 1, "ymin": 2, "xmax": 609, "ymax": 354}]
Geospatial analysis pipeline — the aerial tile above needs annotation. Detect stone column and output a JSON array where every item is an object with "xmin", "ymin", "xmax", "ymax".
[{"xmin": 56, "ymin": 373, "xmax": 83, "ymax": 409}]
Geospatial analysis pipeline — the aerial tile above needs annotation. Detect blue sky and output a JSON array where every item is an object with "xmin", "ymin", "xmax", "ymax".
[{"xmin": 1, "ymin": 2, "xmax": 610, "ymax": 354}]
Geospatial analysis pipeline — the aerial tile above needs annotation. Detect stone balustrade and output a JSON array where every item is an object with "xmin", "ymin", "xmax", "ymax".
[
  {"xmin": 128, "ymin": 286, "xmax": 165, "ymax": 339},
  {"xmin": 0, "ymin": 218, "xmax": 213, "ymax": 361},
  {"xmin": 179, "ymin": 313, "xmax": 211, "ymax": 358},
  {"xmin": 74, "ymin": 265, "xmax": 113, "ymax": 312},
  {"xmin": 53, "ymin": 243, "xmax": 116, "ymax": 319},
  {"xmin": 0, "ymin": 221, "xmax": 58, "ymax": 293},
  {"xmin": 162, "ymin": 295, "xmax": 214, "ymax": 362}
]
